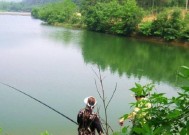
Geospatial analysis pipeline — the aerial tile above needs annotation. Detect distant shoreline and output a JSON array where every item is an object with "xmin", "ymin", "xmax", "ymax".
[{"xmin": 0, "ymin": 11, "xmax": 31, "ymax": 16}]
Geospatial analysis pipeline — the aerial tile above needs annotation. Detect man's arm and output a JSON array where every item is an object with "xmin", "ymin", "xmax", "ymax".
[
  {"xmin": 94, "ymin": 115, "xmax": 104, "ymax": 135},
  {"xmin": 77, "ymin": 109, "xmax": 84, "ymax": 124}
]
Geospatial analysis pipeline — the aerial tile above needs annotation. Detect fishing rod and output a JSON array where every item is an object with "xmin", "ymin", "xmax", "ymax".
[{"xmin": 0, "ymin": 82, "xmax": 78, "ymax": 125}]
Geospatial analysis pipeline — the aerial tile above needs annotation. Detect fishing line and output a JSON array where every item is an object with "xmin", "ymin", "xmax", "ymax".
[{"xmin": 0, "ymin": 82, "xmax": 78, "ymax": 125}]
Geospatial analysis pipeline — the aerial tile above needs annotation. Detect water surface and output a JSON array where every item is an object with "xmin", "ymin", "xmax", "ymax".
[{"xmin": 0, "ymin": 15, "xmax": 189, "ymax": 135}]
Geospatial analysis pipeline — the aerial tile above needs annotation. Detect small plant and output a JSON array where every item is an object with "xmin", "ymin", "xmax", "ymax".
[
  {"xmin": 130, "ymin": 83, "xmax": 154, "ymax": 97},
  {"xmin": 113, "ymin": 126, "xmax": 130, "ymax": 135},
  {"xmin": 40, "ymin": 130, "xmax": 52, "ymax": 135},
  {"xmin": 116, "ymin": 66, "xmax": 189, "ymax": 135}
]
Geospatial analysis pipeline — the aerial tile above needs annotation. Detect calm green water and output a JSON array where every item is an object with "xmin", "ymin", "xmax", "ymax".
[{"xmin": 0, "ymin": 15, "xmax": 189, "ymax": 135}]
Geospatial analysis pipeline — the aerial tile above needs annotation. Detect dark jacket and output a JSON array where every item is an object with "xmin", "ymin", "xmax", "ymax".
[{"xmin": 77, "ymin": 108, "xmax": 103, "ymax": 135}]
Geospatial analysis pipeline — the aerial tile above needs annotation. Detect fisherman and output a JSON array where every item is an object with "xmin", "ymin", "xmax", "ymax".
[
  {"xmin": 119, "ymin": 95, "xmax": 151, "ymax": 134},
  {"xmin": 77, "ymin": 96, "xmax": 104, "ymax": 135}
]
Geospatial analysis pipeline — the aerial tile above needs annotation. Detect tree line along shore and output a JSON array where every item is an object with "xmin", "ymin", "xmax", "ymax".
[
  {"xmin": 30, "ymin": 0, "xmax": 189, "ymax": 45},
  {"xmin": 1, "ymin": 0, "xmax": 189, "ymax": 46}
]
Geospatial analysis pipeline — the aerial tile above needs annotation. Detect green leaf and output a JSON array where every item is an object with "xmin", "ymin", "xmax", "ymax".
[
  {"xmin": 153, "ymin": 127, "xmax": 164, "ymax": 135},
  {"xmin": 181, "ymin": 87, "xmax": 189, "ymax": 92},
  {"xmin": 180, "ymin": 128, "xmax": 187, "ymax": 135},
  {"xmin": 41, "ymin": 131, "xmax": 50, "ymax": 135},
  {"xmin": 181, "ymin": 66, "xmax": 189, "ymax": 70},
  {"xmin": 120, "ymin": 114, "xmax": 129, "ymax": 120},
  {"xmin": 135, "ymin": 83, "xmax": 142, "ymax": 88},
  {"xmin": 112, "ymin": 131, "xmax": 124, "ymax": 135},
  {"xmin": 167, "ymin": 110, "xmax": 181, "ymax": 119},
  {"xmin": 178, "ymin": 66, "xmax": 189, "ymax": 79},
  {"xmin": 178, "ymin": 72, "xmax": 187, "ymax": 78},
  {"xmin": 122, "ymin": 126, "xmax": 128, "ymax": 133},
  {"xmin": 130, "ymin": 83, "xmax": 154, "ymax": 97},
  {"xmin": 132, "ymin": 127, "xmax": 144, "ymax": 134},
  {"xmin": 143, "ymin": 124, "xmax": 152, "ymax": 134},
  {"xmin": 187, "ymin": 121, "xmax": 189, "ymax": 134}
]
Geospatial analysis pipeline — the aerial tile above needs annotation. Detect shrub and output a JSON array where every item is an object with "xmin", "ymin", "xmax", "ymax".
[
  {"xmin": 117, "ymin": 66, "xmax": 189, "ymax": 135},
  {"xmin": 83, "ymin": 0, "xmax": 143, "ymax": 35},
  {"xmin": 31, "ymin": 7, "xmax": 40, "ymax": 18},
  {"xmin": 138, "ymin": 21, "xmax": 152, "ymax": 36},
  {"xmin": 180, "ymin": 27, "xmax": 189, "ymax": 41},
  {"xmin": 151, "ymin": 9, "xmax": 184, "ymax": 41},
  {"xmin": 179, "ymin": 13, "xmax": 189, "ymax": 41},
  {"xmin": 31, "ymin": 0, "xmax": 77, "ymax": 25}
]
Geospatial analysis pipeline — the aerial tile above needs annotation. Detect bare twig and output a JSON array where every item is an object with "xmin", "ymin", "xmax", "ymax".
[
  {"xmin": 106, "ymin": 83, "xmax": 117, "ymax": 109},
  {"xmin": 97, "ymin": 106, "xmax": 113, "ymax": 132},
  {"xmin": 91, "ymin": 67, "xmax": 100, "ymax": 80},
  {"xmin": 99, "ymin": 117, "xmax": 114, "ymax": 132},
  {"xmin": 92, "ymin": 66, "xmax": 117, "ymax": 135},
  {"xmin": 94, "ymin": 79, "xmax": 103, "ymax": 99}
]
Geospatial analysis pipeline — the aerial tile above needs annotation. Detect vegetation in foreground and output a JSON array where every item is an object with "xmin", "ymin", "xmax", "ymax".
[{"xmin": 115, "ymin": 66, "xmax": 189, "ymax": 135}]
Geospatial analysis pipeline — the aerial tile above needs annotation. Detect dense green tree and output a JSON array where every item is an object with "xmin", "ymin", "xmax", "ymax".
[
  {"xmin": 23, "ymin": 0, "xmax": 62, "ymax": 5},
  {"xmin": 135, "ymin": 0, "xmax": 187, "ymax": 12},
  {"xmin": 151, "ymin": 9, "xmax": 184, "ymax": 40},
  {"xmin": 138, "ymin": 8, "xmax": 188, "ymax": 41},
  {"xmin": 0, "ymin": 0, "xmax": 63, "ymax": 11},
  {"xmin": 1, "ymin": 0, "xmax": 189, "ymax": 12},
  {"xmin": 31, "ymin": 0, "xmax": 78, "ymax": 25},
  {"xmin": 186, "ymin": 0, "xmax": 189, "ymax": 10},
  {"xmin": 83, "ymin": 0, "xmax": 143, "ymax": 35},
  {"xmin": 0, "ymin": 1, "xmax": 32, "ymax": 11}
]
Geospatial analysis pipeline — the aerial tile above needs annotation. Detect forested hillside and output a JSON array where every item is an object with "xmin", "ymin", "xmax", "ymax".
[
  {"xmin": 0, "ymin": 0, "xmax": 188, "ymax": 12},
  {"xmin": 1, "ymin": 0, "xmax": 189, "ymax": 42},
  {"xmin": 31, "ymin": 0, "xmax": 189, "ymax": 42},
  {"xmin": 0, "ymin": 0, "xmax": 63, "ymax": 11},
  {"xmin": 22, "ymin": 0, "xmax": 61, "ymax": 5}
]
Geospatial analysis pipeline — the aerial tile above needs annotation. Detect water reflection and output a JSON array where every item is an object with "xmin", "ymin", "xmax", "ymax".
[
  {"xmin": 44, "ymin": 27, "xmax": 189, "ymax": 85},
  {"xmin": 41, "ymin": 25, "xmax": 82, "ymax": 46},
  {"xmin": 80, "ymin": 31, "xmax": 189, "ymax": 85}
]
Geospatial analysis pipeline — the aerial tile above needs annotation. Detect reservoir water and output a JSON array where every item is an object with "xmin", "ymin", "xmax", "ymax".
[{"xmin": 0, "ymin": 15, "xmax": 189, "ymax": 135}]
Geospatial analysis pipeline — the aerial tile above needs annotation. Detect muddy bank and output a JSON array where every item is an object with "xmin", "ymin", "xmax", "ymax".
[{"xmin": 130, "ymin": 33, "xmax": 189, "ymax": 48}]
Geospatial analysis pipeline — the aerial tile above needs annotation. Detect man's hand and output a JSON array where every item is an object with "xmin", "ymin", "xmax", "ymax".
[
  {"xmin": 99, "ymin": 131, "xmax": 104, "ymax": 135},
  {"xmin": 119, "ymin": 118, "xmax": 124, "ymax": 126}
]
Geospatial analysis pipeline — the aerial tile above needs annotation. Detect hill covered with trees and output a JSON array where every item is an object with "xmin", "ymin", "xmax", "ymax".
[
  {"xmin": 0, "ymin": 0, "xmax": 62, "ymax": 11},
  {"xmin": 31, "ymin": 0, "xmax": 189, "ymax": 42},
  {"xmin": 1, "ymin": 0, "xmax": 189, "ymax": 42},
  {"xmin": 22, "ymin": 0, "xmax": 61, "ymax": 5}
]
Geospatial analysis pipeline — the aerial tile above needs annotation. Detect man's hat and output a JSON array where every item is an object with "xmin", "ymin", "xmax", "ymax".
[{"xmin": 84, "ymin": 96, "xmax": 97, "ymax": 108}]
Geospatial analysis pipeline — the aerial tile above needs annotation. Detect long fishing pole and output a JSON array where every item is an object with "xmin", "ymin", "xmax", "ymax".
[{"xmin": 0, "ymin": 82, "xmax": 78, "ymax": 125}]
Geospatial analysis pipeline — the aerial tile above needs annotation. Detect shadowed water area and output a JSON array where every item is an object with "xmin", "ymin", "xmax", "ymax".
[{"xmin": 0, "ymin": 15, "xmax": 189, "ymax": 135}]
